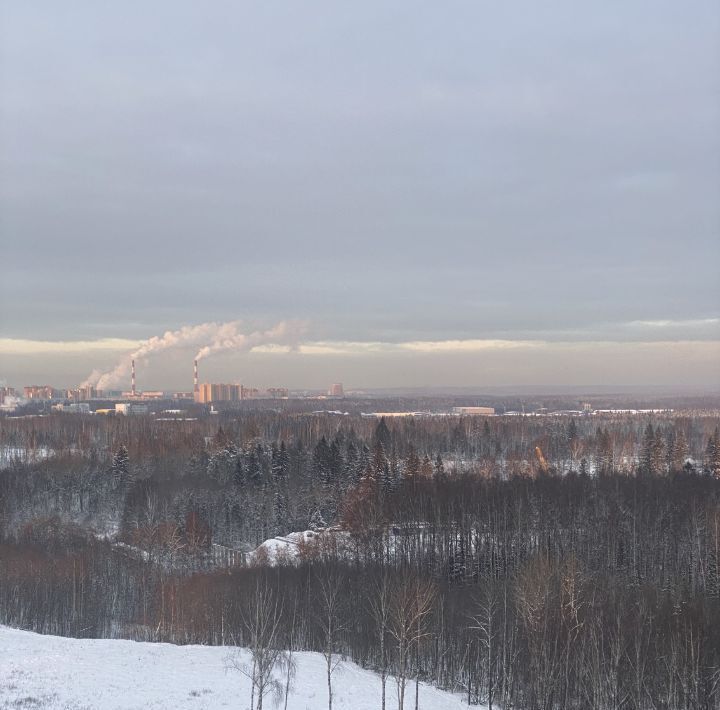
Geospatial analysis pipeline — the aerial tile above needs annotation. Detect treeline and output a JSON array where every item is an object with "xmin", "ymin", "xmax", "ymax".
[
  {"xmin": 2, "ymin": 413, "xmax": 720, "ymax": 546},
  {"xmin": 2, "ymin": 410, "xmax": 719, "ymax": 474}
]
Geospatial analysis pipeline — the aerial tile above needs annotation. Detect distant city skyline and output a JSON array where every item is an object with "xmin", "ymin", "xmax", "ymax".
[
  {"xmin": 2, "ymin": 330, "xmax": 718, "ymax": 392},
  {"xmin": 1, "ymin": 1, "xmax": 718, "ymax": 388}
]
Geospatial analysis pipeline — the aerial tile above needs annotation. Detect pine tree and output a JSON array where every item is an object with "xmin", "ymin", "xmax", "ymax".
[
  {"xmin": 483, "ymin": 419, "xmax": 491, "ymax": 439},
  {"xmin": 344, "ymin": 441, "xmax": 359, "ymax": 485},
  {"xmin": 372, "ymin": 441, "xmax": 388, "ymax": 482},
  {"xmin": 448, "ymin": 537, "xmax": 467, "ymax": 583},
  {"xmin": 276, "ymin": 441, "xmax": 290, "ymax": 479},
  {"xmin": 567, "ymin": 418, "xmax": 582, "ymax": 470},
  {"xmin": 213, "ymin": 425, "xmax": 231, "ymax": 449},
  {"xmin": 352, "ymin": 444, "xmax": 370, "ymax": 484},
  {"xmin": 207, "ymin": 445, "xmax": 239, "ymax": 484},
  {"xmin": 404, "ymin": 448, "xmax": 421, "ymax": 481},
  {"xmin": 374, "ymin": 417, "xmax": 392, "ymax": 451},
  {"xmin": 451, "ymin": 423, "xmax": 466, "ymax": 452},
  {"xmin": 434, "ymin": 454, "xmax": 445, "ymax": 478},
  {"xmin": 234, "ymin": 456, "xmax": 246, "ymax": 486},
  {"xmin": 309, "ymin": 508, "xmax": 327, "ymax": 531},
  {"xmin": 270, "ymin": 442, "xmax": 280, "ymax": 478},
  {"xmin": 669, "ymin": 429, "xmax": 689, "ymax": 473},
  {"xmin": 328, "ymin": 439, "xmax": 344, "ymax": 487},
  {"xmin": 246, "ymin": 448, "xmax": 261, "ymax": 484},
  {"xmin": 274, "ymin": 487, "xmax": 288, "ymax": 530},
  {"xmin": 650, "ymin": 430, "xmax": 666, "ymax": 476},
  {"xmin": 567, "ymin": 418, "xmax": 578, "ymax": 445},
  {"xmin": 596, "ymin": 427, "xmax": 614, "ymax": 475},
  {"xmin": 313, "ymin": 437, "xmax": 332, "ymax": 484},
  {"xmin": 111, "ymin": 445, "xmax": 130, "ymax": 488},
  {"xmin": 641, "ymin": 423, "xmax": 656, "ymax": 475},
  {"xmin": 380, "ymin": 460, "xmax": 394, "ymax": 494},
  {"xmin": 707, "ymin": 427, "xmax": 720, "ymax": 478}
]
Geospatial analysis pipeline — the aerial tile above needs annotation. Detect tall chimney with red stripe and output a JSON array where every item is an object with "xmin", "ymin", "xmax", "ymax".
[{"xmin": 193, "ymin": 359, "xmax": 199, "ymax": 403}]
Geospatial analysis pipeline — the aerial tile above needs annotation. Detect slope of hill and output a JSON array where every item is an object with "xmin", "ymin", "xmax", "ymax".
[{"xmin": 0, "ymin": 625, "xmax": 474, "ymax": 710}]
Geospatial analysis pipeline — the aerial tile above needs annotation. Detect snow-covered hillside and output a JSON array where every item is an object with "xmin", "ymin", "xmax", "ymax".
[
  {"xmin": 0, "ymin": 626, "xmax": 475, "ymax": 710},
  {"xmin": 247, "ymin": 529, "xmax": 353, "ymax": 566}
]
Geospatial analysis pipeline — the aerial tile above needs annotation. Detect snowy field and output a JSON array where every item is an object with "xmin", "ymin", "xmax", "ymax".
[{"xmin": 0, "ymin": 626, "xmax": 475, "ymax": 710}]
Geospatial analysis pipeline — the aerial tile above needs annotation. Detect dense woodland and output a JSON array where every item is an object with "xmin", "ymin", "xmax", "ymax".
[{"xmin": 1, "ymin": 409, "xmax": 720, "ymax": 709}]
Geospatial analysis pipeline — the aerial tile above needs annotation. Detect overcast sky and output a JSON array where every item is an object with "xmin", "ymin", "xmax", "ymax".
[{"xmin": 1, "ymin": 1, "xmax": 719, "ymax": 390}]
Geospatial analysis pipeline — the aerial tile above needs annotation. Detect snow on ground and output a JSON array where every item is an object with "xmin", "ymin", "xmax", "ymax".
[
  {"xmin": 247, "ymin": 529, "xmax": 355, "ymax": 566},
  {"xmin": 247, "ymin": 530, "xmax": 316, "ymax": 565},
  {"xmin": 0, "ymin": 626, "xmax": 476, "ymax": 710}
]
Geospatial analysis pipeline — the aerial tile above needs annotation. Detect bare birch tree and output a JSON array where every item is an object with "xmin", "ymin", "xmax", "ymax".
[
  {"xmin": 389, "ymin": 573, "xmax": 436, "ymax": 710},
  {"xmin": 368, "ymin": 569, "xmax": 392, "ymax": 710},
  {"xmin": 315, "ymin": 566, "xmax": 346, "ymax": 710},
  {"xmin": 469, "ymin": 582, "xmax": 499, "ymax": 709},
  {"xmin": 227, "ymin": 577, "xmax": 285, "ymax": 710}
]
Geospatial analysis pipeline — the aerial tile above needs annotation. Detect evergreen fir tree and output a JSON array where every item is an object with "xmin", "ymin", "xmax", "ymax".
[
  {"xmin": 380, "ymin": 460, "xmax": 394, "ymax": 494},
  {"xmin": 328, "ymin": 439, "xmax": 344, "ymax": 486},
  {"xmin": 641, "ymin": 423, "xmax": 656, "ymax": 475},
  {"xmin": 651, "ymin": 429, "xmax": 666, "ymax": 476},
  {"xmin": 567, "ymin": 418, "xmax": 579, "ymax": 444},
  {"xmin": 404, "ymin": 447, "xmax": 421, "ymax": 481},
  {"xmin": 111, "ymin": 445, "xmax": 130, "ymax": 488},
  {"xmin": 277, "ymin": 441, "xmax": 290, "ymax": 478},
  {"xmin": 274, "ymin": 487, "xmax": 288, "ymax": 530},
  {"xmin": 597, "ymin": 427, "xmax": 614, "ymax": 474},
  {"xmin": 372, "ymin": 441, "xmax": 387, "ymax": 482},
  {"xmin": 234, "ymin": 456, "xmax": 246, "ymax": 486},
  {"xmin": 707, "ymin": 427, "xmax": 720, "ymax": 478},
  {"xmin": 213, "ymin": 425, "xmax": 231, "ymax": 448},
  {"xmin": 246, "ymin": 448, "xmax": 261, "ymax": 483},
  {"xmin": 344, "ymin": 441, "xmax": 359, "ymax": 485},
  {"xmin": 669, "ymin": 428, "xmax": 689, "ymax": 473},
  {"xmin": 448, "ymin": 538, "xmax": 467, "ymax": 583},
  {"xmin": 313, "ymin": 436, "xmax": 332, "ymax": 484},
  {"xmin": 270, "ymin": 442, "xmax": 280, "ymax": 479},
  {"xmin": 309, "ymin": 508, "xmax": 327, "ymax": 531},
  {"xmin": 355, "ymin": 444, "xmax": 370, "ymax": 483},
  {"xmin": 374, "ymin": 417, "xmax": 392, "ymax": 450}
]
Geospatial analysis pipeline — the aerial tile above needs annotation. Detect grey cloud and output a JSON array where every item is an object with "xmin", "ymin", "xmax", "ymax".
[{"xmin": 1, "ymin": 0, "xmax": 718, "ymax": 386}]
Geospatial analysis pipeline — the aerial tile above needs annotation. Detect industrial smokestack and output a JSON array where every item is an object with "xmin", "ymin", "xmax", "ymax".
[
  {"xmin": 193, "ymin": 359, "xmax": 199, "ymax": 393},
  {"xmin": 131, "ymin": 359, "xmax": 136, "ymax": 397},
  {"xmin": 82, "ymin": 319, "xmax": 306, "ymax": 392}
]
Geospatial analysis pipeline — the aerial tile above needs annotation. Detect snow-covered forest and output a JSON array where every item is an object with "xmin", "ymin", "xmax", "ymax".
[{"xmin": 1, "ymin": 410, "xmax": 720, "ymax": 709}]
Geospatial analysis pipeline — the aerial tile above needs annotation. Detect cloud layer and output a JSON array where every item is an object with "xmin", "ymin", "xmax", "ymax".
[{"xmin": 0, "ymin": 1, "xmax": 718, "ymax": 387}]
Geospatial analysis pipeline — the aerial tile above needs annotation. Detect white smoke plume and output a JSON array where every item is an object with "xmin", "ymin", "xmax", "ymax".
[
  {"xmin": 81, "ymin": 320, "xmax": 304, "ymax": 391},
  {"xmin": 194, "ymin": 321, "xmax": 300, "ymax": 361}
]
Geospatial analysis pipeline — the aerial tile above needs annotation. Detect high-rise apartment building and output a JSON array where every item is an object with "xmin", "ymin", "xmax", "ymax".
[
  {"xmin": 23, "ymin": 385, "xmax": 58, "ymax": 400},
  {"xmin": 195, "ymin": 383, "xmax": 242, "ymax": 404},
  {"xmin": 329, "ymin": 383, "xmax": 344, "ymax": 397}
]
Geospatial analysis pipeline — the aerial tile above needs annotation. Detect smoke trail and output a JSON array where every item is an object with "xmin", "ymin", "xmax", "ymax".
[
  {"xmin": 194, "ymin": 321, "xmax": 302, "ymax": 361},
  {"xmin": 82, "ymin": 369, "xmax": 104, "ymax": 388},
  {"xmin": 81, "ymin": 320, "xmax": 303, "ymax": 390}
]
